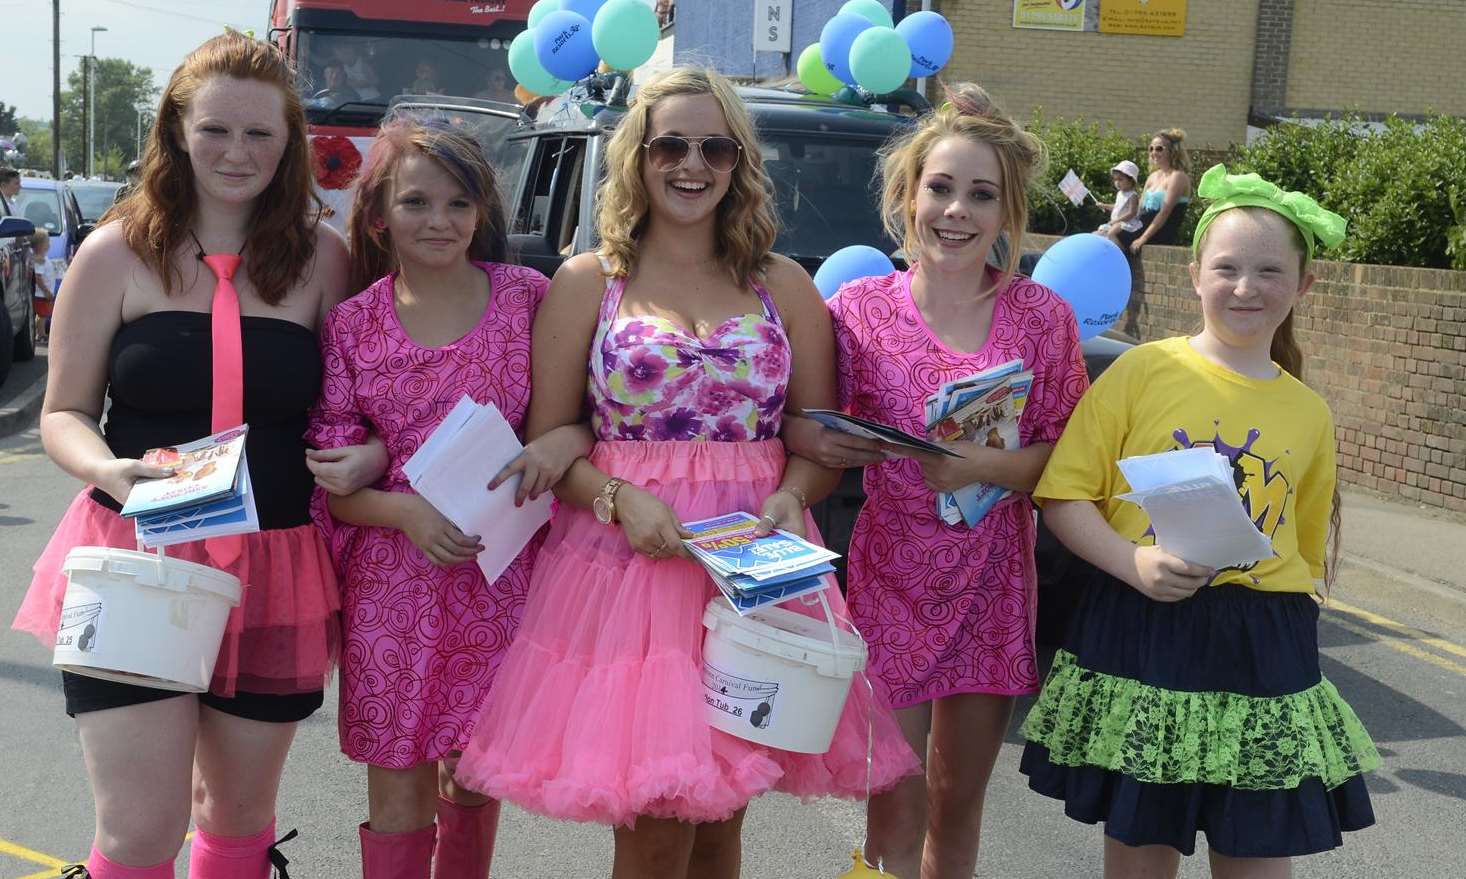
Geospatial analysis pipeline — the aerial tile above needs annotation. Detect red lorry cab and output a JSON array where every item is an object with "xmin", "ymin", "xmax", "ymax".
[{"xmin": 269, "ymin": 0, "xmax": 530, "ymax": 137}]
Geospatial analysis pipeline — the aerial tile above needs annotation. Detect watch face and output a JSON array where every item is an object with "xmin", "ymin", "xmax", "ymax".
[{"xmin": 593, "ymin": 496, "xmax": 612, "ymax": 524}]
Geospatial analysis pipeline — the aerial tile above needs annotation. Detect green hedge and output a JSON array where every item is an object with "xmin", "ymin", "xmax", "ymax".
[{"xmin": 1024, "ymin": 111, "xmax": 1466, "ymax": 271}]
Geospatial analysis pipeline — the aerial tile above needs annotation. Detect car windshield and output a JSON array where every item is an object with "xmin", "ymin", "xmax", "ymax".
[
  {"xmin": 70, "ymin": 183, "xmax": 121, "ymax": 222},
  {"xmin": 760, "ymin": 133, "xmax": 897, "ymax": 262},
  {"xmin": 298, "ymin": 30, "xmax": 515, "ymax": 127},
  {"xmin": 12, "ymin": 188, "xmax": 63, "ymax": 235}
]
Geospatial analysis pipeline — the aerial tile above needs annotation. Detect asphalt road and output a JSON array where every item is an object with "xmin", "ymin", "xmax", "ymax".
[{"xmin": 1, "ymin": 423, "xmax": 1463, "ymax": 878}]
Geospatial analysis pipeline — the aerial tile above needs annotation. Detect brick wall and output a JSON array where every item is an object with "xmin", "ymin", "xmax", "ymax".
[
  {"xmin": 1028, "ymin": 234, "xmax": 1466, "ymax": 513},
  {"xmin": 1286, "ymin": 0, "xmax": 1466, "ymax": 118},
  {"xmin": 936, "ymin": 0, "xmax": 1259, "ymax": 148},
  {"xmin": 1249, "ymin": 0, "xmax": 1294, "ymax": 117}
]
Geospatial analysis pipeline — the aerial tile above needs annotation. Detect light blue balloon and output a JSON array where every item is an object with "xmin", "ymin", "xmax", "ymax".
[
  {"xmin": 509, "ymin": 29, "xmax": 572, "ymax": 96},
  {"xmin": 534, "ymin": 10, "xmax": 599, "ymax": 82},
  {"xmin": 592, "ymin": 0, "xmax": 660, "ymax": 70},
  {"xmin": 563, "ymin": 0, "xmax": 607, "ymax": 21},
  {"xmin": 1030, "ymin": 233, "xmax": 1132, "ymax": 340},
  {"xmin": 813, "ymin": 245, "xmax": 896, "ymax": 300},
  {"xmin": 896, "ymin": 10, "xmax": 953, "ymax": 78},
  {"xmin": 839, "ymin": 0, "xmax": 893, "ymax": 28},
  {"xmin": 819, "ymin": 13, "xmax": 874, "ymax": 87},
  {"xmin": 527, "ymin": 0, "xmax": 561, "ymax": 29}
]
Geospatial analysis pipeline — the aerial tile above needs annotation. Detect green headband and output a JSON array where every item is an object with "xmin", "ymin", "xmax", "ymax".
[{"xmin": 1191, "ymin": 163, "xmax": 1346, "ymax": 261}]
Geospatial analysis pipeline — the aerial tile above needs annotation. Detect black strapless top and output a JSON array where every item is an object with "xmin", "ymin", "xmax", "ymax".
[{"xmin": 90, "ymin": 311, "xmax": 322, "ymax": 529}]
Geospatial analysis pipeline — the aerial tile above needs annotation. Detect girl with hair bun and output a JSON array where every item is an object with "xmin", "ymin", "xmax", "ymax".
[
  {"xmin": 453, "ymin": 66, "xmax": 919, "ymax": 879},
  {"xmin": 308, "ymin": 116, "xmax": 591, "ymax": 879},
  {"xmin": 784, "ymin": 82, "xmax": 1090, "ymax": 877},
  {"xmin": 13, "ymin": 31, "xmax": 386, "ymax": 879},
  {"xmin": 1123, "ymin": 127, "xmax": 1192, "ymax": 253}
]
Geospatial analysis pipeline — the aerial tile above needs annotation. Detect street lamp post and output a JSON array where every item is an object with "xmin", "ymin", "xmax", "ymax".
[{"xmin": 88, "ymin": 25, "xmax": 108, "ymax": 178}]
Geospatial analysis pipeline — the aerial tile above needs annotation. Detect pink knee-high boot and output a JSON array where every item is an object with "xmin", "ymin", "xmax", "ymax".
[
  {"xmin": 188, "ymin": 821, "xmax": 296, "ymax": 878},
  {"xmin": 432, "ymin": 797, "xmax": 501, "ymax": 879},
  {"xmin": 360, "ymin": 822, "xmax": 436, "ymax": 879},
  {"xmin": 80, "ymin": 846, "xmax": 175, "ymax": 878}
]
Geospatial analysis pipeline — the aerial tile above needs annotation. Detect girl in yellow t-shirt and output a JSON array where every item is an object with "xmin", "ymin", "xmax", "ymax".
[{"xmin": 1021, "ymin": 165, "xmax": 1379, "ymax": 877}]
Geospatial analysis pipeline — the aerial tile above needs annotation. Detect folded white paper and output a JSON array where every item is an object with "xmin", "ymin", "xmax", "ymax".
[
  {"xmin": 1118, "ymin": 449, "xmax": 1273, "ymax": 570},
  {"xmin": 403, "ymin": 396, "xmax": 552, "ymax": 583}
]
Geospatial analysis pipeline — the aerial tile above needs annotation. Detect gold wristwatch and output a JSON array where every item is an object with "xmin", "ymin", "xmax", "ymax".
[{"xmin": 593, "ymin": 477, "xmax": 628, "ymax": 525}]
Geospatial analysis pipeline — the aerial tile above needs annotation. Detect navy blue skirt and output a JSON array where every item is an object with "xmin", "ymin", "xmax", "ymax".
[{"xmin": 1020, "ymin": 569, "xmax": 1378, "ymax": 858}]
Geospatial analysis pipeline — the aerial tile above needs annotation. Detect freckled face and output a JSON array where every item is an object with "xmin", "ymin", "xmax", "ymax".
[
  {"xmin": 179, "ymin": 76, "xmax": 289, "ymax": 207},
  {"xmin": 1189, "ymin": 209, "xmax": 1314, "ymax": 349}
]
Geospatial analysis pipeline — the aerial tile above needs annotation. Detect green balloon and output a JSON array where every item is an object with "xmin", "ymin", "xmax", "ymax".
[
  {"xmin": 508, "ymin": 30, "xmax": 571, "ymax": 97},
  {"xmin": 591, "ymin": 0, "xmax": 660, "ymax": 70},
  {"xmin": 797, "ymin": 43, "xmax": 843, "ymax": 96},
  {"xmin": 528, "ymin": 0, "xmax": 561, "ymax": 28},
  {"xmin": 840, "ymin": 0, "xmax": 893, "ymax": 28},
  {"xmin": 848, "ymin": 26, "xmax": 910, "ymax": 95}
]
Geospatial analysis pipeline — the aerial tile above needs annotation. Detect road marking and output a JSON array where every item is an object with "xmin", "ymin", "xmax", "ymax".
[
  {"xmin": 0, "ymin": 837, "xmax": 66, "ymax": 870},
  {"xmin": 1327, "ymin": 599, "xmax": 1466, "ymax": 661},
  {"xmin": 2, "ymin": 831, "xmax": 195, "ymax": 878},
  {"xmin": 1327, "ymin": 613, "xmax": 1466, "ymax": 679},
  {"xmin": 0, "ymin": 450, "xmax": 44, "ymax": 465}
]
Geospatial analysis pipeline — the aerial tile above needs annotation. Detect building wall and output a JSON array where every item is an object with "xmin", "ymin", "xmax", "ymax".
[
  {"xmin": 673, "ymin": 0, "xmax": 859, "ymax": 80},
  {"xmin": 1029, "ymin": 235, "xmax": 1466, "ymax": 515},
  {"xmin": 1285, "ymin": 0, "xmax": 1466, "ymax": 118},
  {"xmin": 939, "ymin": 0, "xmax": 1259, "ymax": 149}
]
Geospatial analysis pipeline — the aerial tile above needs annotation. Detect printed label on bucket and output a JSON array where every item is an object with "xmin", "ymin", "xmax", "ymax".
[
  {"xmin": 56, "ymin": 601, "xmax": 103, "ymax": 653},
  {"xmin": 703, "ymin": 661, "xmax": 779, "ymax": 731}
]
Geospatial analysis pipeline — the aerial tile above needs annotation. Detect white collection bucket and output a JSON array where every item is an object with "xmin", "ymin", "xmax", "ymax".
[
  {"xmin": 53, "ymin": 546, "xmax": 242, "ymax": 693},
  {"xmin": 701, "ymin": 595, "xmax": 867, "ymax": 754}
]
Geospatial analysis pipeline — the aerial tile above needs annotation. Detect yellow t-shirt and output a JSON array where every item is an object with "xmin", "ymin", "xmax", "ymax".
[{"xmin": 1035, "ymin": 336, "xmax": 1335, "ymax": 594}]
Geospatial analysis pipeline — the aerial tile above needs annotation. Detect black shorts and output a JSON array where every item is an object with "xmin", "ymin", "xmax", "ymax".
[{"xmin": 62, "ymin": 671, "xmax": 324, "ymax": 724}]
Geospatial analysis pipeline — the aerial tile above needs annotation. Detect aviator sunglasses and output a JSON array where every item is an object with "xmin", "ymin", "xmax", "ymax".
[{"xmin": 641, "ymin": 135, "xmax": 743, "ymax": 173}]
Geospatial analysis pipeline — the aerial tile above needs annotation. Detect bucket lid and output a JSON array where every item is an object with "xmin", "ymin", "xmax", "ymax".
[
  {"xmin": 703, "ymin": 599, "xmax": 867, "ymax": 676},
  {"xmin": 62, "ymin": 546, "xmax": 243, "ymax": 605}
]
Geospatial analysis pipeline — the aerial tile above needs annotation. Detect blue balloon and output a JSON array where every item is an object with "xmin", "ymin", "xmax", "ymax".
[
  {"xmin": 896, "ymin": 11, "xmax": 953, "ymax": 78},
  {"xmin": 813, "ymin": 245, "xmax": 896, "ymax": 300},
  {"xmin": 534, "ymin": 10, "xmax": 599, "ymax": 82},
  {"xmin": 1030, "ymin": 233, "xmax": 1132, "ymax": 340},
  {"xmin": 820, "ymin": 13, "xmax": 874, "ymax": 87},
  {"xmin": 563, "ymin": 0, "xmax": 607, "ymax": 21}
]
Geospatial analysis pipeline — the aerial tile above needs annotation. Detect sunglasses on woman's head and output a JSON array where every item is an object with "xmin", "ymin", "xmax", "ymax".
[{"xmin": 642, "ymin": 135, "xmax": 742, "ymax": 173}]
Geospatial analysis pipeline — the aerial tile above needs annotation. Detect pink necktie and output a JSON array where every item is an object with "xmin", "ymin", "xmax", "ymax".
[{"xmin": 202, "ymin": 253, "xmax": 244, "ymax": 567}]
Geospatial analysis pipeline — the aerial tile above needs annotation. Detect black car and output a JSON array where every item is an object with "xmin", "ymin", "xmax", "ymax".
[
  {"xmin": 0, "ymin": 192, "xmax": 38, "ymax": 388},
  {"xmin": 390, "ymin": 80, "xmax": 1131, "ymax": 644}
]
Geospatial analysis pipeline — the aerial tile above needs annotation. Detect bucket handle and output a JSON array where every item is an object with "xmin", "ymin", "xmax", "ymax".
[{"xmin": 802, "ymin": 582, "xmax": 866, "ymax": 679}]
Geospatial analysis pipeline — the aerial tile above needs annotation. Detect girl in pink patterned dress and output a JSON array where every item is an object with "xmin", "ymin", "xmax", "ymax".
[
  {"xmin": 453, "ymin": 68, "xmax": 919, "ymax": 879},
  {"xmin": 306, "ymin": 120, "xmax": 590, "ymax": 879},
  {"xmin": 785, "ymin": 84, "xmax": 1090, "ymax": 878}
]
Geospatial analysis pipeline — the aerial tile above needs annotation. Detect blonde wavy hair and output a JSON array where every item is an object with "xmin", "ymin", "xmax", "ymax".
[
  {"xmin": 879, "ymin": 83, "xmax": 1045, "ymax": 286},
  {"xmin": 596, "ymin": 67, "xmax": 777, "ymax": 283},
  {"xmin": 1149, "ymin": 127, "xmax": 1189, "ymax": 173}
]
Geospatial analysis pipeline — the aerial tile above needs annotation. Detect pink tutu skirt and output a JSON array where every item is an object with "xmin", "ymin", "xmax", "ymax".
[
  {"xmin": 12, "ymin": 490, "xmax": 341, "ymax": 697},
  {"xmin": 453, "ymin": 440, "xmax": 921, "ymax": 826}
]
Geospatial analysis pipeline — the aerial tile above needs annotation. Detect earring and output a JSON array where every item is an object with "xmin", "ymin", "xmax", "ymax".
[{"xmin": 371, "ymin": 218, "xmax": 387, "ymax": 232}]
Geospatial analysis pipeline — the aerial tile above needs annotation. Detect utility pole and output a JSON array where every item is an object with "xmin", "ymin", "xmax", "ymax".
[
  {"xmin": 80, "ymin": 55, "xmax": 89, "ymax": 177},
  {"xmin": 88, "ymin": 25, "xmax": 107, "ymax": 178},
  {"xmin": 52, "ymin": 0, "xmax": 61, "ymax": 177}
]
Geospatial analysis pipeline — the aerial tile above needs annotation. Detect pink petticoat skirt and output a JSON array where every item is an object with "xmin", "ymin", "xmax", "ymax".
[
  {"xmin": 453, "ymin": 440, "xmax": 921, "ymax": 827},
  {"xmin": 11, "ymin": 490, "xmax": 341, "ymax": 697}
]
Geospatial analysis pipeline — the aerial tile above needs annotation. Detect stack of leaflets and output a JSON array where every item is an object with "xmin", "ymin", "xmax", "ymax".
[
  {"xmin": 121, "ymin": 426, "xmax": 258, "ymax": 549},
  {"xmin": 402, "ymin": 395, "xmax": 553, "ymax": 583},
  {"xmin": 1118, "ymin": 447, "xmax": 1274, "ymax": 569},
  {"xmin": 682, "ymin": 511, "xmax": 840, "ymax": 615},
  {"xmin": 924, "ymin": 359, "xmax": 1035, "ymax": 527}
]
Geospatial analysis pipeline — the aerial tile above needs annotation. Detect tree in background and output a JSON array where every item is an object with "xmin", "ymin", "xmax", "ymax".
[
  {"xmin": 59, "ymin": 58, "xmax": 158, "ymax": 176},
  {"xmin": 15, "ymin": 119, "xmax": 52, "ymax": 173},
  {"xmin": 0, "ymin": 101, "xmax": 19, "ymax": 137}
]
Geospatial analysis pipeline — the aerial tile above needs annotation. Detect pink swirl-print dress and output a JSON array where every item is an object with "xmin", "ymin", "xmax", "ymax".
[
  {"xmin": 829, "ymin": 267, "xmax": 1089, "ymax": 708},
  {"xmin": 306, "ymin": 262, "xmax": 548, "ymax": 768}
]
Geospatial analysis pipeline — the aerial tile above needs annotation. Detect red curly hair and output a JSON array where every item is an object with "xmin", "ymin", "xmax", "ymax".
[{"xmin": 106, "ymin": 32, "xmax": 319, "ymax": 305}]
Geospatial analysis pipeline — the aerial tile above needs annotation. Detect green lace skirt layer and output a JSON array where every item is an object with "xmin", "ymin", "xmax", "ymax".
[{"xmin": 1021, "ymin": 650, "xmax": 1380, "ymax": 791}]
